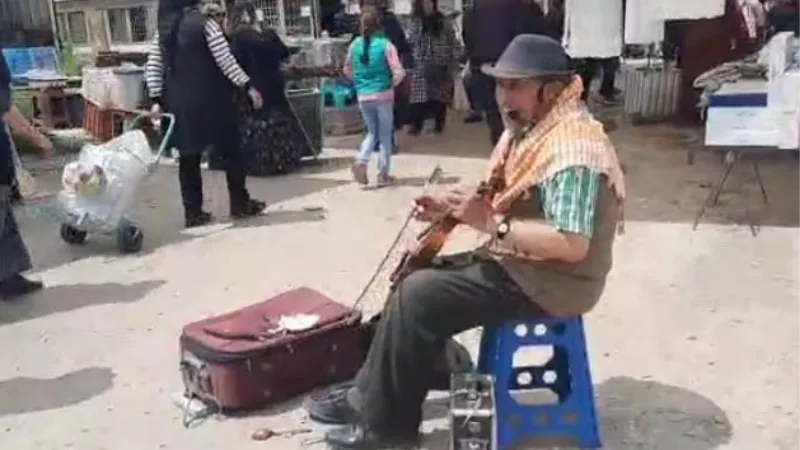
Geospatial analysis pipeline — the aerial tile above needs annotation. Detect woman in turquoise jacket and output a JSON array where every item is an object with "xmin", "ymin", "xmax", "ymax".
[{"xmin": 344, "ymin": 6, "xmax": 406, "ymax": 186}]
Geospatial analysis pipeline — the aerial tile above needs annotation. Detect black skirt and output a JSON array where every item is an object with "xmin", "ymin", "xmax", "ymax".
[{"xmin": 237, "ymin": 104, "xmax": 312, "ymax": 176}]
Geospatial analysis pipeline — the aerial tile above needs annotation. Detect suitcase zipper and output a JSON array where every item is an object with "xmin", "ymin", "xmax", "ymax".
[{"xmin": 180, "ymin": 316, "xmax": 360, "ymax": 364}]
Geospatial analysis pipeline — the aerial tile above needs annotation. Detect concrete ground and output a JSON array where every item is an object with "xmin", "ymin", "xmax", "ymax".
[{"xmin": 0, "ymin": 116, "xmax": 797, "ymax": 450}]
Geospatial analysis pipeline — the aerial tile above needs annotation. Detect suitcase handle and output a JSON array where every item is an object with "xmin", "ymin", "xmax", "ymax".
[
  {"xmin": 180, "ymin": 355, "xmax": 215, "ymax": 401},
  {"xmin": 179, "ymin": 358, "xmax": 220, "ymax": 428},
  {"xmin": 202, "ymin": 327, "xmax": 282, "ymax": 341}
]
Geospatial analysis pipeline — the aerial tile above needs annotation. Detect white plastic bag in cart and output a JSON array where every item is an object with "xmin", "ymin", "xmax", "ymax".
[{"xmin": 59, "ymin": 129, "xmax": 153, "ymax": 231}]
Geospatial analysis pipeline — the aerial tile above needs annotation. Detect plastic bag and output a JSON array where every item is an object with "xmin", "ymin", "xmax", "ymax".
[
  {"xmin": 452, "ymin": 65, "xmax": 471, "ymax": 112},
  {"xmin": 58, "ymin": 129, "xmax": 152, "ymax": 230},
  {"xmin": 61, "ymin": 161, "xmax": 107, "ymax": 196}
]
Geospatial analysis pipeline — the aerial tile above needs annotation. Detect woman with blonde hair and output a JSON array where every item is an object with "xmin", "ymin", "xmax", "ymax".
[{"xmin": 344, "ymin": 6, "xmax": 406, "ymax": 186}]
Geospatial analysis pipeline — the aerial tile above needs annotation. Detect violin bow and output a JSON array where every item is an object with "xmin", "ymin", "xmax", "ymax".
[{"xmin": 352, "ymin": 166, "xmax": 444, "ymax": 310}]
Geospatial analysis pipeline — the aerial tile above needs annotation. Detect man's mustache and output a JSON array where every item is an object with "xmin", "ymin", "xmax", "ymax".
[
  {"xmin": 502, "ymin": 109, "xmax": 524, "ymax": 131},
  {"xmin": 503, "ymin": 109, "xmax": 520, "ymax": 122}
]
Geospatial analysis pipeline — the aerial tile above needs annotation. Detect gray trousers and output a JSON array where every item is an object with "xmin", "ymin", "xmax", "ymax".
[
  {"xmin": 0, "ymin": 184, "xmax": 32, "ymax": 283},
  {"xmin": 1, "ymin": 125, "xmax": 32, "ymax": 282},
  {"xmin": 349, "ymin": 252, "xmax": 544, "ymax": 434}
]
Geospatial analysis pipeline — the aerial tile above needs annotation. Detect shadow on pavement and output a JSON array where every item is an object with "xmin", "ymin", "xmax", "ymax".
[
  {"xmin": 362, "ymin": 175, "xmax": 461, "ymax": 191},
  {"xmin": 229, "ymin": 207, "xmax": 327, "ymax": 229},
  {"xmin": 595, "ymin": 376, "xmax": 732, "ymax": 449},
  {"xmin": 0, "ymin": 367, "xmax": 115, "ymax": 417},
  {"xmin": 325, "ymin": 117, "xmax": 493, "ymax": 160},
  {"xmin": 15, "ymin": 168, "xmax": 348, "ymax": 273},
  {"xmin": 0, "ymin": 280, "xmax": 165, "ymax": 326},
  {"xmin": 328, "ymin": 116, "xmax": 799, "ymax": 229},
  {"xmin": 611, "ymin": 125, "xmax": 799, "ymax": 229},
  {"xmin": 421, "ymin": 376, "xmax": 732, "ymax": 450},
  {"xmin": 297, "ymin": 156, "xmax": 355, "ymax": 176}
]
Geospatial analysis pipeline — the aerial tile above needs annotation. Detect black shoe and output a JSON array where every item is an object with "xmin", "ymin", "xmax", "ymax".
[
  {"xmin": 324, "ymin": 424, "xmax": 418, "ymax": 449},
  {"xmin": 184, "ymin": 211, "xmax": 213, "ymax": 228},
  {"xmin": 9, "ymin": 184, "xmax": 22, "ymax": 204},
  {"xmin": 305, "ymin": 382, "xmax": 359, "ymax": 425},
  {"xmin": 230, "ymin": 199, "xmax": 267, "ymax": 219},
  {"xmin": 463, "ymin": 111, "xmax": 482, "ymax": 123},
  {"xmin": 0, "ymin": 274, "xmax": 44, "ymax": 301},
  {"xmin": 599, "ymin": 92, "xmax": 623, "ymax": 106}
]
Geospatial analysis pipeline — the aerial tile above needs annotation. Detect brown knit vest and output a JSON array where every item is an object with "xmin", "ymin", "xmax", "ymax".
[{"xmin": 487, "ymin": 179, "xmax": 619, "ymax": 316}]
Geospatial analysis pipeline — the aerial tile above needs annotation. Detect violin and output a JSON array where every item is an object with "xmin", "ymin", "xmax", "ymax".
[{"xmin": 389, "ymin": 164, "xmax": 506, "ymax": 287}]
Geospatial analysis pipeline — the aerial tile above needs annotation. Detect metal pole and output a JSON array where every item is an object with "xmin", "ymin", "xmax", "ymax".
[{"xmin": 47, "ymin": 0, "xmax": 61, "ymax": 51}]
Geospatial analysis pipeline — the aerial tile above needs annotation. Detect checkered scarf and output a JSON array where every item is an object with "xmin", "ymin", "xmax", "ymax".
[{"xmin": 487, "ymin": 75, "xmax": 626, "ymax": 232}]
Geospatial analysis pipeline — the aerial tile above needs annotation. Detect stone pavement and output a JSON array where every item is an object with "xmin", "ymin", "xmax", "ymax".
[{"xmin": 0, "ymin": 120, "xmax": 797, "ymax": 450}]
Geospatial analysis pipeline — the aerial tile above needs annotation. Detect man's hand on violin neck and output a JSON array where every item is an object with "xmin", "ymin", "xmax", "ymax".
[{"xmin": 413, "ymin": 188, "xmax": 498, "ymax": 234}]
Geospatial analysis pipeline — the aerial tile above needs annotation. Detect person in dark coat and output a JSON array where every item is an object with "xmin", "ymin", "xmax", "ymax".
[
  {"xmin": 320, "ymin": 0, "xmax": 349, "ymax": 37},
  {"xmin": 225, "ymin": 2, "xmax": 314, "ymax": 175},
  {"xmin": 145, "ymin": 0, "xmax": 266, "ymax": 228},
  {"xmin": 406, "ymin": 0, "xmax": 462, "ymax": 134},
  {"xmin": 767, "ymin": 0, "xmax": 799, "ymax": 36},
  {"xmin": 572, "ymin": 0, "xmax": 623, "ymax": 105},
  {"xmin": 0, "ymin": 48, "xmax": 51, "ymax": 300},
  {"xmin": 462, "ymin": 0, "xmax": 549, "ymax": 145},
  {"xmin": 545, "ymin": 0, "xmax": 565, "ymax": 41}
]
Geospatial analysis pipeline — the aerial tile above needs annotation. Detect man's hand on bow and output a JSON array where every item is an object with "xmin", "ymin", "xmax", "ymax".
[
  {"xmin": 413, "ymin": 193, "xmax": 450, "ymax": 223},
  {"xmin": 413, "ymin": 188, "xmax": 468, "ymax": 222}
]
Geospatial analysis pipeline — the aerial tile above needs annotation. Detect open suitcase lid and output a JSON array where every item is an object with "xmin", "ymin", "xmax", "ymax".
[{"xmin": 183, "ymin": 287, "xmax": 361, "ymax": 356}]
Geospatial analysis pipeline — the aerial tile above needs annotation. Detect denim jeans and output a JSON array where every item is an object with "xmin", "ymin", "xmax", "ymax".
[{"xmin": 357, "ymin": 99, "xmax": 394, "ymax": 178}]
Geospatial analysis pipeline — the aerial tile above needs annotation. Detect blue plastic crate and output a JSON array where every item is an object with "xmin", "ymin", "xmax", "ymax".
[
  {"xmin": 29, "ymin": 47, "xmax": 60, "ymax": 72},
  {"xmin": 2, "ymin": 47, "xmax": 61, "ymax": 83}
]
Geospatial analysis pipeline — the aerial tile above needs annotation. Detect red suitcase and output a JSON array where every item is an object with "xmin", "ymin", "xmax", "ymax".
[{"xmin": 179, "ymin": 287, "xmax": 365, "ymax": 411}]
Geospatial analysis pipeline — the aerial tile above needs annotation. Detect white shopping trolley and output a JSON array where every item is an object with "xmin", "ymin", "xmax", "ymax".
[{"xmin": 58, "ymin": 113, "xmax": 175, "ymax": 253}]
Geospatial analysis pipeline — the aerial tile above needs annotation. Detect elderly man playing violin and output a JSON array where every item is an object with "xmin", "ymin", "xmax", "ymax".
[{"xmin": 319, "ymin": 34, "xmax": 626, "ymax": 449}]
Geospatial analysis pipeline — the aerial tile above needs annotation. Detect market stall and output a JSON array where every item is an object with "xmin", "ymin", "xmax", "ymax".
[
  {"xmin": 560, "ymin": 0, "xmax": 770, "ymax": 125},
  {"xmin": 692, "ymin": 30, "xmax": 799, "ymax": 234},
  {"xmin": 562, "ymin": 0, "xmax": 798, "ymax": 235},
  {"xmin": 2, "ymin": 46, "xmax": 84, "ymax": 127}
]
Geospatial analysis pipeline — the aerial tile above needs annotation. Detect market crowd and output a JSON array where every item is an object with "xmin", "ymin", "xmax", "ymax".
[
  {"xmin": 0, "ymin": 0, "xmax": 608, "ymax": 301},
  {"xmin": 142, "ymin": 0, "xmax": 645, "ymax": 211}
]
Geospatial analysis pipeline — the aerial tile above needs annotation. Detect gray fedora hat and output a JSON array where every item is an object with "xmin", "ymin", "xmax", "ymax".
[{"xmin": 482, "ymin": 34, "xmax": 574, "ymax": 79}]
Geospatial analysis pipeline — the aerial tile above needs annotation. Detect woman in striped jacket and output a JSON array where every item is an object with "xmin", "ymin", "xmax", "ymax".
[{"xmin": 146, "ymin": 0, "xmax": 266, "ymax": 228}]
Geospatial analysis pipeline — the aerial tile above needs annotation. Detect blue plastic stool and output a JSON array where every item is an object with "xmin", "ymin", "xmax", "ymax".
[{"xmin": 478, "ymin": 317, "xmax": 601, "ymax": 449}]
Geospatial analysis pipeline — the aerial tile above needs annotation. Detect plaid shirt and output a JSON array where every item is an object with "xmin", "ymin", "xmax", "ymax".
[{"xmin": 539, "ymin": 166, "xmax": 601, "ymax": 237}]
